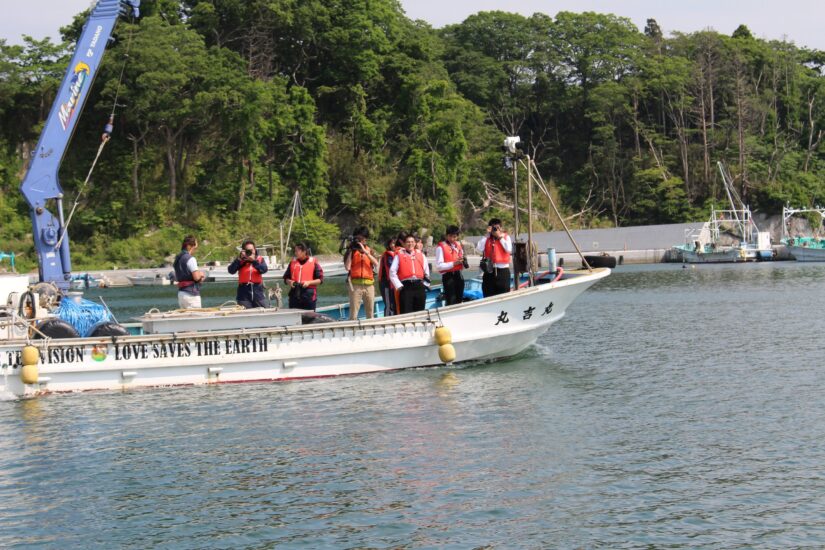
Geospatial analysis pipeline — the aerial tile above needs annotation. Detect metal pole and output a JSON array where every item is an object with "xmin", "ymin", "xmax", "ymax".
[
  {"xmin": 513, "ymin": 160, "xmax": 520, "ymax": 239},
  {"xmin": 526, "ymin": 155, "xmax": 534, "ymax": 287},
  {"xmin": 279, "ymin": 223, "xmax": 284, "ymax": 266},
  {"xmin": 512, "ymin": 159, "xmax": 520, "ymax": 291}
]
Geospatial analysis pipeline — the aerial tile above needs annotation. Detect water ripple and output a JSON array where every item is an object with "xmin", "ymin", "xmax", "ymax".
[{"xmin": 3, "ymin": 263, "xmax": 825, "ymax": 546}]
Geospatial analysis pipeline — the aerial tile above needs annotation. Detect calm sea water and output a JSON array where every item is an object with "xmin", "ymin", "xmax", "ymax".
[{"xmin": 3, "ymin": 262, "xmax": 825, "ymax": 547}]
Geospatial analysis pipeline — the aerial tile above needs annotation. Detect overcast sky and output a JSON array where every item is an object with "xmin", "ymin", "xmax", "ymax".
[{"xmin": 2, "ymin": 0, "xmax": 823, "ymax": 51}]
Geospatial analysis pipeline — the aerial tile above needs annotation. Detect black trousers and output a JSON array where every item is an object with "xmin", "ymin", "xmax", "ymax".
[
  {"xmin": 441, "ymin": 271, "xmax": 465, "ymax": 306},
  {"xmin": 399, "ymin": 280, "xmax": 426, "ymax": 313},
  {"xmin": 379, "ymin": 280, "xmax": 396, "ymax": 316},
  {"xmin": 236, "ymin": 283, "xmax": 269, "ymax": 309},
  {"xmin": 482, "ymin": 267, "xmax": 510, "ymax": 298},
  {"xmin": 288, "ymin": 288, "xmax": 316, "ymax": 311}
]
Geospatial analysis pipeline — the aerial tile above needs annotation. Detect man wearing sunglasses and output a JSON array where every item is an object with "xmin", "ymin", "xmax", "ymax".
[{"xmin": 228, "ymin": 239, "xmax": 269, "ymax": 308}]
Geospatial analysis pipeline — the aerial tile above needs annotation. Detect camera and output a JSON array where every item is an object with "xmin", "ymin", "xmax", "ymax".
[
  {"xmin": 292, "ymin": 281, "xmax": 301, "ymax": 289},
  {"xmin": 462, "ymin": 257, "xmax": 470, "ymax": 269},
  {"xmin": 504, "ymin": 136, "xmax": 521, "ymax": 154},
  {"xmin": 245, "ymin": 249, "xmax": 254, "ymax": 257},
  {"xmin": 502, "ymin": 136, "xmax": 525, "ymax": 170}
]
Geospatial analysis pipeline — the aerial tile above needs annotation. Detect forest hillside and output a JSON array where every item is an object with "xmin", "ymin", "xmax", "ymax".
[{"xmin": 2, "ymin": 1, "xmax": 824, "ymax": 269}]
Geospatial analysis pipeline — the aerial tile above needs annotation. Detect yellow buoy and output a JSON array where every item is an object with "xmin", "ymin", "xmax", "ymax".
[
  {"xmin": 22, "ymin": 345, "xmax": 40, "ymax": 366},
  {"xmin": 434, "ymin": 326, "xmax": 452, "ymax": 346},
  {"xmin": 20, "ymin": 345, "xmax": 40, "ymax": 385},
  {"xmin": 21, "ymin": 364, "xmax": 39, "ymax": 385},
  {"xmin": 438, "ymin": 343, "xmax": 456, "ymax": 363}
]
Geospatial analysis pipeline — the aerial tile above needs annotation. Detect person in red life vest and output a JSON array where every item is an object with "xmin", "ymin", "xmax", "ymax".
[
  {"xmin": 436, "ymin": 225, "xmax": 468, "ymax": 306},
  {"xmin": 389, "ymin": 233, "xmax": 430, "ymax": 314},
  {"xmin": 343, "ymin": 227, "xmax": 379, "ymax": 319},
  {"xmin": 173, "ymin": 235, "xmax": 205, "ymax": 309},
  {"xmin": 283, "ymin": 243, "xmax": 323, "ymax": 310},
  {"xmin": 476, "ymin": 217, "xmax": 513, "ymax": 297},
  {"xmin": 227, "ymin": 239, "xmax": 269, "ymax": 308},
  {"xmin": 377, "ymin": 237, "xmax": 397, "ymax": 317}
]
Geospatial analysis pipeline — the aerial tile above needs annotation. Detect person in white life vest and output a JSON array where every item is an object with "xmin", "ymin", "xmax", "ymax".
[
  {"xmin": 227, "ymin": 239, "xmax": 269, "ymax": 308},
  {"xmin": 389, "ymin": 233, "xmax": 430, "ymax": 314},
  {"xmin": 436, "ymin": 225, "xmax": 467, "ymax": 306},
  {"xmin": 282, "ymin": 243, "xmax": 323, "ymax": 310},
  {"xmin": 475, "ymin": 217, "xmax": 512, "ymax": 297}
]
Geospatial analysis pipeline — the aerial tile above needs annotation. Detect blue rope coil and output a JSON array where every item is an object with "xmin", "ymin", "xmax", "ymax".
[{"xmin": 57, "ymin": 297, "xmax": 112, "ymax": 337}]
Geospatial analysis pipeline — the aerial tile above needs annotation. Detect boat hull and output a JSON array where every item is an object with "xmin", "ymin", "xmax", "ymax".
[
  {"xmin": 674, "ymin": 246, "xmax": 743, "ymax": 263},
  {"xmin": 787, "ymin": 245, "xmax": 825, "ymax": 262},
  {"xmin": 0, "ymin": 269, "xmax": 609, "ymax": 398},
  {"xmin": 673, "ymin": 246, "xmax": 771, "ymax": 263}
]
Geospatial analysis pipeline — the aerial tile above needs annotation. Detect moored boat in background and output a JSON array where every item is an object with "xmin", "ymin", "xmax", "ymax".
[
  {"xmin": 673, "ymin": 163, "xmax": 772, "ymax": 263},
  {"xmin": 127, "ymin": 274, "xmax": 171, "ymax": 286},
  {"xmin": 781, "ymin": 206, "xmax": 825, "ymax": 261}
]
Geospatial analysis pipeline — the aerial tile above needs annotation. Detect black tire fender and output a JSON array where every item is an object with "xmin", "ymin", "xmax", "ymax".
[
  {"xmin": 35, "ymin": 319, "xmax": 80, "ymax": 339},
  {"xmin": 89, "ymin": 322, "xmax": 130, "ymax": 337}
]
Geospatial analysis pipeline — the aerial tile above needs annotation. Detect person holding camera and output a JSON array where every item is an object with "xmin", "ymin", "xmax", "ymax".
[
  {"xmin": 436, "ymin": 225, "xmax": 468, "ymax": 306},
  {"xmin": 389, "ymin": 233, "xmax": 430, "ymax": 314},
  {"xmin": 283, "ymin": 243, "xmax": 323, "ymax": 310},
  {"xmin": 227, "ymin": 239, "xmax": 269, "ymax": 309},
  {"xmin": 476, "ymin": 218, "xmax": 512, "ymax": 298},
  {"xmin": 343, "ymin": 227, "xmax": 379, "ymax": 319}
]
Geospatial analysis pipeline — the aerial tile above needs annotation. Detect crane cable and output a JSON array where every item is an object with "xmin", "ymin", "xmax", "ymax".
[{"xmin": 55, "ymin": 18, "xmax": 137, "ymax": 251}]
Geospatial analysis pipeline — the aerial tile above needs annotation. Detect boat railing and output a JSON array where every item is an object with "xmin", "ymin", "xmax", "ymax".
[
  {"xmin": 782, "ymin": 206, "xmax": 825, "ymax": 239},
  {"xmin": 708, "ymin": 207, "xmax": 762, "ymax": 245}
]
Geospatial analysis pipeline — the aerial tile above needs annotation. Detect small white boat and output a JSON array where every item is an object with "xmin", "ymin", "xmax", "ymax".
[
  {"xmin": 127, "ymin": 274, "xmax": 171, "ymax": 286},
  {"xmin": 68, "ymin": 273, "xmax": 99, "ymax": 290},
  {"xmin": 0, "ymin": 267, "xmax": 608, "ymax": 398},
  {"xmin": 206, "ymin": 260, "xmax": 348, "ymax": 282}
]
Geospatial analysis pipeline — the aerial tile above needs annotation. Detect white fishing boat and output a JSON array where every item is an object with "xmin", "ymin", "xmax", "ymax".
[
  {"xmin": 672, "ymin": 163, "xmax": 772, "ymax": 263},
  {"xmin": 781, "ymin": 206, "xmax": 825, "ymax": 261},
  {"xmin": 0, "ymin": 267, "xmax": 607, "ymax": 398},
  {"xmin": 2, "ymin": 4, "xmax": 610, "ymax": 399}
]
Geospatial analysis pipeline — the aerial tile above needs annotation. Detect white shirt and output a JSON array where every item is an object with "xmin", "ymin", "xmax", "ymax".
[
  {"xmin": 476, "ymin": 234, "xmax": 513, "ymax": 268},
  {"xmin": 389, "ymin": 249, "xmax": 430, "ymax": 290},
  {"xmin": 435, "ymin": 241, "xmax": 464, "ymax": 273}
]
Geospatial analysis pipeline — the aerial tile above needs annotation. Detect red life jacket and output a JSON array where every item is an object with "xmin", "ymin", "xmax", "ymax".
[
  {"xmin": 237, "ymin": 256, "xmax": 264, "ymax": 284},
  {"xmin": 396, "ymin": 250, "xmax": 425, "ymax": 280},
  {"xmin": 438, "ymin": 241, "xmax": 463, "ymax": 274},
  {"xmin": 349, "ymin": 249, "xmax": 373, "ymax": 280},
  {"xmin": 484, "ymin": 234, "xmax": 511, "ymax": 265},
  {"xmin": 289, "ymin": 257, "xmax": 316, "ymax": 283},
  {"xmin": 378, "ymin": 250, "xmax": 395, "ymax": 282}
]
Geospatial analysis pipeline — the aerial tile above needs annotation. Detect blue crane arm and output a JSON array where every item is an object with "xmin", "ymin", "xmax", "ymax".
[{"xmin": 18, "ymin": 0, "xmax": 139, "ymax": 291}]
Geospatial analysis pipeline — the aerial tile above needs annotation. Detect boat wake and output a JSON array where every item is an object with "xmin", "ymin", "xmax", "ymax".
[{"xmin": 0, "ymin": 390, "xmax": 19, "ymax": 401}]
